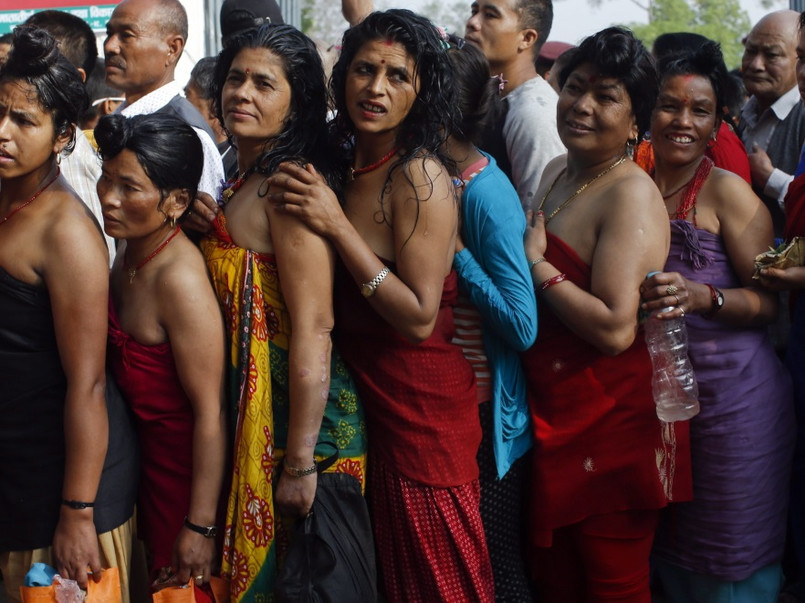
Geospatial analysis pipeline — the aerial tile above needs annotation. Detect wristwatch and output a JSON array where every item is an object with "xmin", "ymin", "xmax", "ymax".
[
  {"xmin": 184, "ymin": 516, "xmax": 217, "ymax": 538},
  {"xmin": 361, "ymin": 267, "xmax": 390, "ymax": 298},
  {"xmin": 703, "ymin": 284, "xmax": 724, "ymax": 318}
]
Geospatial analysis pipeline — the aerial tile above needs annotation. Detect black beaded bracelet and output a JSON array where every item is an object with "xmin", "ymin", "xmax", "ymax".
[{"xmin": 62, "ymin": 499, "xmax": 95, "ymax": 510}]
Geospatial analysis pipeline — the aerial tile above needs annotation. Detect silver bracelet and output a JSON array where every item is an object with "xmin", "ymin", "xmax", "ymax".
[
  {"xmin": 528, "ymin": 257, "xmax": 547, "ymax": 269},
  {"xmin": 284, "ymin": 460, "xmax": 318, "ymax": 477},
  {"xmin": 360, "ymin": 266, "xmax": 390, "ymax": 298}
]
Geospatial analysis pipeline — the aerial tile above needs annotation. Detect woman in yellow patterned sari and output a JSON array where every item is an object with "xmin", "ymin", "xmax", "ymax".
[{"xmin": 199, "ymin": 24, "xmax": 366, "ymax": 601}]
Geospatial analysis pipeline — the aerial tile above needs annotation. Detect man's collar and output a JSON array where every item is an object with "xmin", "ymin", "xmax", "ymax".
[
  {"xmin": 742, "ymin": 85, "xmax": 801, "ymax": 125},
  {"xmin": 119, "ymin": 81, "xmax": 182, "ymax": 117}
]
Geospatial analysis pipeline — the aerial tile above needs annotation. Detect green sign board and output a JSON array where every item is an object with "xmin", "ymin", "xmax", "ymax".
[{"xmin": 0, "ymin": 5, "xmax": 117, "ymax": 35}]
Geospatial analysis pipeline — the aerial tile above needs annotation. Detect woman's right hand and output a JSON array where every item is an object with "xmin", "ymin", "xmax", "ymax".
[
  {"xmin": 524, "ymin": 210, "xmax": 547, "ymax": 261},
  {"xmin": 267, "ymin": 162, "xmax": 345, "ymax": 238}
]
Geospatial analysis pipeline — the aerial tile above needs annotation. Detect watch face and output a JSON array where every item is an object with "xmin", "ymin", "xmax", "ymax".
[
  {"xmin": 361, "ymin": 283, "xmax": 374, "ymax": 298},
  {"xmin": 716, "ymin": 291, "xmax": 725, "ymax": 308}
]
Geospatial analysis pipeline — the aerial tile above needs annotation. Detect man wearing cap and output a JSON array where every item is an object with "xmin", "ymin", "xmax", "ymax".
[
  {"xmin": 105, "ymin": 0, "xmax": 224, "ymax": 201},
  {"xmin": 465, "ymin": 0, "xmax": 565, "ymax": 210}
]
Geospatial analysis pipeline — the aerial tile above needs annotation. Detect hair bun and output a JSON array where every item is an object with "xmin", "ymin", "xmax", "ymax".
[{"xmin": 6, "ymin": 26, "xmax": 60, "ymax": 76}]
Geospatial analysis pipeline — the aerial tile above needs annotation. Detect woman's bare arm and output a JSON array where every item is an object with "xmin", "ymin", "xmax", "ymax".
[
  {"xmin": 44, "ymin": 203, "xmax": 109, "ymax": 588},
  {"xmin": 269, "ymin": 159, "xmax": 458, "ymax": 343},
  {"xmin": 159, "ymin": 249, "xmax": 227, "ymax": 583},
  {"xmin": 527, "ymin": 173, "xmax": 670, "ymax": 355},
  {"xmin": 268, "ymin": 197, "xmax": 336, "ymax": 517}
]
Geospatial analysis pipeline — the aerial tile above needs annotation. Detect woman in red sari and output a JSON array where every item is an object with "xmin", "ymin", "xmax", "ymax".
[{"xmin": 521, "ymin": 27, "xmax": 691, "ymax": 601}]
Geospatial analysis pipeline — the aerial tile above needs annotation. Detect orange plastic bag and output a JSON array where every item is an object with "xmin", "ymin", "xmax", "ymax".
[
  {"xmin": 19, "ymin": 567, "xmax": 121, "ymax": 603},
  {"xmin": 151, "ymin": 577, "xmax": 230, "ymax": 603}
]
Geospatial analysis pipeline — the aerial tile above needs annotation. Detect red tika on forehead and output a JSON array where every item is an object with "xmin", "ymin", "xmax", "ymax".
[{"xmin": 383, "ymin": 38, "xmax": 394, "ymax": 46}]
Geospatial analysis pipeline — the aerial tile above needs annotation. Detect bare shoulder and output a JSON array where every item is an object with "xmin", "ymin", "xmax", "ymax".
[
  {"xmin": 604, "ymin": 161, "xmax": 665, "ymax": 219},
  {"xmin": 43, "ymin": 187, "xmax": 107, "ymax": 259},
  {"xmin": 156, "ymin": 238, "xmax": 216, "ymax": 304},
  {"xmin": 392, "ymin": 153, "xmax": 454, "ymax": 206},
  {"xmin": 706, "ymin": 166, "xmax": 762, "ymax": 214}
]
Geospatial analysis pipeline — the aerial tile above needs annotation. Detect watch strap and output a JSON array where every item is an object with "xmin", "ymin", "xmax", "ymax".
[
  {"xmin": 183, "ymin": 516, "xmax": 217, "ymax": 538},
  {"xmin": 703, "ymin": 283, "xmax": 723, "ymax": 318}
]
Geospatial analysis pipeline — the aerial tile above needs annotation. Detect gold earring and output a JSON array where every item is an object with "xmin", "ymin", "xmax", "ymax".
[{"xmin": 170, "ymin": 215, "xmax": 177, "ymax": 228}]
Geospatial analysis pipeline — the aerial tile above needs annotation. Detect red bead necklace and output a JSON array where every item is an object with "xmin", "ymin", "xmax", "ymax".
[
  {"xmin": 667, "ymin": 157, "xmax": 713, "ymax": 227},
  {"xmin": 349, "ymin": 146, "xmax": 400, "ymax": 181},
  {"xmin": 124, "ymin": 226, "xmax": 182, "ymax": 284},
  {"xmin": 0, "ymin": 168, "xmax": 61, "ymax": 227}
]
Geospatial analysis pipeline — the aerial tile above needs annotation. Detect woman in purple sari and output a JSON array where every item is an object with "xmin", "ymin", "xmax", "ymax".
[{"xmin": 640, "ymin": 42, "xmax": 795, "ymax": 602}]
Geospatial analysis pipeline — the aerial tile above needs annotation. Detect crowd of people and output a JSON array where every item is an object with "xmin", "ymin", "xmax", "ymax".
[{"xmin": 0, "ymin": 0, "xmax": 803, "ymax": 602}]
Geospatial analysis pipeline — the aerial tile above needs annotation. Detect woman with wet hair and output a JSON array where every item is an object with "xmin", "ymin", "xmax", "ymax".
[
  {"xmin": 269, "ymin": 10, "xmax": 495, "ymax": 602},
  {"xmin": 96, "ymin": 112, "xmax": 227, "ymax": 590},
  {"xmin": 0, "ymin": 26, "xmax": 136, "ymax": 602},
  {"xmin": 521, "ymin": 27, "xmax": 691, "ymax": 601},
  {"xmin": 642, "ymin": 42, "xmax": 793, "ymax": 602},
  {"xmin": 202, "ymin": 23, "xmax": 367, "ymax": 600}
]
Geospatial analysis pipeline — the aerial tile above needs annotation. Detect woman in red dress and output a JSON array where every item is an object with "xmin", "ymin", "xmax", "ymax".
[
  {"xmin": 521, "ymin": 27, "xmax": 692, "ymax": 601},
  {"xmin": 268, "ymin": 9, "xmax": 494, "ymax": 602},
  {"xmin": 97, "ymin": 113, "xmax": 226, "ymax": 588}
]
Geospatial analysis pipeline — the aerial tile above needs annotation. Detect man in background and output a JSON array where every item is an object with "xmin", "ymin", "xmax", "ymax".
[
  {"xmin": 465, "ymin": 0, "xmax": 565, "ymax": 209},
  {"xmin": 740, "ymin": 9, "xmax": 805, "ymax": 238},
  {"xmin": 105, "ymin": 0, "xmax": 224, "ymax": 203}
]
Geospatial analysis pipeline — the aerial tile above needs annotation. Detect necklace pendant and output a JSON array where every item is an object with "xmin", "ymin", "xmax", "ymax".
[{"xmin": 128, "ymin": 268, "xmax": 136, "ymax": 284}]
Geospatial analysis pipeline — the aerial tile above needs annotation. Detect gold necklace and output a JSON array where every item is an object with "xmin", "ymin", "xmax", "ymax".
[{"xmin": 538, "ymin": 156, "xmax": 627, "ymax": 225}]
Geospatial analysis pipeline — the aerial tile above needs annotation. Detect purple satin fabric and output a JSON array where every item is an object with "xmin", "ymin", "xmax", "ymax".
[{"xmin": 652, "ymin": 220, "xmax": 795, "ymax": 581}]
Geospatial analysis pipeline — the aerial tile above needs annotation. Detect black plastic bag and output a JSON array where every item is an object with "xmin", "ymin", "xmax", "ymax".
[{"xmin": 275, "ymin": 459, "xmax": 377, "ymax": 602}]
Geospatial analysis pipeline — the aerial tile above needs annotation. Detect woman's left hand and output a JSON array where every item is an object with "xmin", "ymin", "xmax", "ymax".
[
  {"xmin": 640, "ymin": 271, "xmax": 694, "ymax": 318},
  {"xmin": 170, "ymin": 528, "xmax": 217, "ymax": 586},
  {"xmin": 275, "ymin": 471, "xmax": 317, "ymax": 519},
  {"xmin": 267, "ymin": 162, "xmax": 345, "ymax": 239},
  {"xmin": 524, "ymin": 210, "xmax": 547, "ymax": 261}
]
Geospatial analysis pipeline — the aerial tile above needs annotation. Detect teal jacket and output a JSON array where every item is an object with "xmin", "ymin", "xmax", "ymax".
[{"xmin": 453, "ymin": 152, "xmax": 537, "ymax": 478}]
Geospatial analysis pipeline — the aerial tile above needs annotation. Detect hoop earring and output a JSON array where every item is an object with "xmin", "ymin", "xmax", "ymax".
[
  {"xmin": 170, "ymin": 215, "xmax": 177, "ymax": 228},
  {"xmin": 55, "ymin": 152, "xmax": 62, "ymax": 165}
]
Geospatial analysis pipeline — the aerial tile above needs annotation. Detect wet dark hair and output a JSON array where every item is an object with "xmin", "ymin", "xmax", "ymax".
[
  {"xmin": 517, "ymin": 0, "xmax": 553, "ymax": 56},
  {"xmin": 0, "ymin": 26, "xmax": 88, "ymax": 154},
  {"xmin": 447, "ymin": 35, "xmax": 500, "ymax": 146},
  {"xmin": 212, "ymin": 23, "xmax": 339, "ymax": 189},
  {"xmin": 331, "ymin": 9, "xmax": 458, "ymax": 227},
  {"xmin": 25, "ymin": 10, "xmax": 98, "ymax": 77},
  {"xmin": 332, "ymin": 10, "xmax": 456, "ymax": 160},
  {"xmin": 95, "ymin": 113, "xmax": 202, "ymax": 205},
  {"xmin": 656, "ymin": 41, "xmax": 730, "ymax": 129},
  {"xmin": 188, "ymin": 56, "xmax": 217, "ymax": 100},
  {"xmin": 560, "ymin": 27, "xmax": 658, "ymax": 141}
]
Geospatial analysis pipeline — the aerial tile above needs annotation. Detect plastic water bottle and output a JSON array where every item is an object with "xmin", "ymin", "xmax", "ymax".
[{"xmin": 644, "ymin": 307, "xmax": 700, "ymax": 422}]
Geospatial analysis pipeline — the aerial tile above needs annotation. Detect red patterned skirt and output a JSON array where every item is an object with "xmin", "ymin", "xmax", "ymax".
[{"xmin": 368, "ymin": 460, "xmax": 495, "ymax": 602}]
